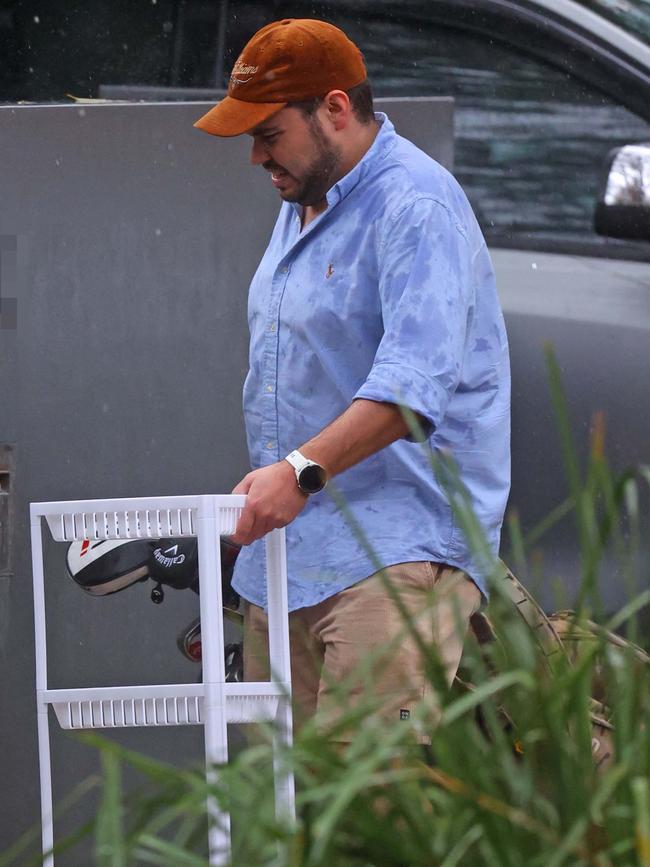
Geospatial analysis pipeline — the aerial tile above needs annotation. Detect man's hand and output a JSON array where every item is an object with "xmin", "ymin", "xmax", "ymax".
[{"xmin": 231, "ymin": 461, "xmax": 308, "ymax": 545}]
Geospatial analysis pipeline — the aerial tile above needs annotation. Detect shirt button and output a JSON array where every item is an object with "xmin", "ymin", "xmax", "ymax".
[
  {"xmin": 280, "ymin": 266, "xmax": 288, "ymax": 274},
  {"xmin": 266, "ymin": 441, "xmax": 275, "ymax": 450},
  {"xmin": 265, "ymin": 385, "xmax": 273, "ymax": 393},
  {"xmin": 268, "ymin": 322, "xmax": 276, "ymax": 332}
]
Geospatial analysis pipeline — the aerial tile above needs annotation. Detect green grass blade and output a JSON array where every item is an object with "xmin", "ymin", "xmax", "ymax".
[
  {"xmin": 633, "ymin": 777, "xmax": 650, "ymax": 867},
  {"xmin": 94, "ymin": 751, "xmax": 127, "ymax": 867},
  {"xmin": 134, "ymin": 834, "xmax": 210, "ymax": 866}
]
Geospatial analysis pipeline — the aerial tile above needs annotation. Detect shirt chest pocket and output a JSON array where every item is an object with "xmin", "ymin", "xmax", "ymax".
[{"xmin": 280, "ymin": 259, "xmax": 382, "ymax": 339}]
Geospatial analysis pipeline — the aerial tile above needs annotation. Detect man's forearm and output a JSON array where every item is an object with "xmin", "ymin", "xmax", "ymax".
[{"xmin": 299, "ymin": 399, "xmax": 413, "ymax": 478}]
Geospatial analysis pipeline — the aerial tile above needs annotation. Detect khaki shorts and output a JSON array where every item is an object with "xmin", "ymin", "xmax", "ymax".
[{"xmin": 244, "ymin": 561, "xmax": 481, "ymax": 742}]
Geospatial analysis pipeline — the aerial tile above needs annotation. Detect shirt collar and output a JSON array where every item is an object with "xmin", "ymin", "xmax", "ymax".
[
  {"xmin": 327, "ymin": 112, "xmax": 396, "ymax": 206},
  {"xmin": 290, "ymin": 112, "xmax": 397, "ymax": 218}
]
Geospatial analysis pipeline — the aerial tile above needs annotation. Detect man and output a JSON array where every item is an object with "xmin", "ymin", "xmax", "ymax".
[{"xmin": 194, "ymin": 18, "xmax": 510, "ymax": 738}]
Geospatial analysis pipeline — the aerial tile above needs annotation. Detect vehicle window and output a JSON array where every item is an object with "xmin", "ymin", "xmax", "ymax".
[{"xmin": 310, "ymin": 8, "xmax": 650, "ymax": 250}]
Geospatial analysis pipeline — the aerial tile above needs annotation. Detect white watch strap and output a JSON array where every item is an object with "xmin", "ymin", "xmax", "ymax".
[{"xmin": 285, "ymin": 449, "xmax": 310, "ymax": 473}]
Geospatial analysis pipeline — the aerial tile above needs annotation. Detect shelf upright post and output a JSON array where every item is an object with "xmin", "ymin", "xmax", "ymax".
[
  {"xmin": 197, "ymin": 495, "xmax": 230, "ymax": 866},
  {"xmin": 30, "ymin": 513, "xmax": 54, "ymax": 867},
  {"xmin": 265, "ymin": 528, "xmax": 295, "ymax": 821}
]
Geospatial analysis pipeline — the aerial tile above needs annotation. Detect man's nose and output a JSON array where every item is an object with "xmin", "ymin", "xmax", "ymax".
[{"xmin": 250, "ymin": 137, "xmax": 268, "ymax": 166}]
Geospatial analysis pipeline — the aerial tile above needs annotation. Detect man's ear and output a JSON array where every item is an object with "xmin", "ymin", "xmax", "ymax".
[{"xmin": 322, "ymin": 90, "xmax": 352, "ymax": 131}]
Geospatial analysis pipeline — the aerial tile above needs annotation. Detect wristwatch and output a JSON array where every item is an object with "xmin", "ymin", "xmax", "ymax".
[{"xmin": 284, "ymin": 449, "xmax": 328, "ymax": 494}]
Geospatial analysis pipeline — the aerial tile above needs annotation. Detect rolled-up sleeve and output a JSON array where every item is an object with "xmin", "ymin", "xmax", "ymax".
[{"xmin": 354, "ymin": 196, "xmax": 475, "ymax": 435}]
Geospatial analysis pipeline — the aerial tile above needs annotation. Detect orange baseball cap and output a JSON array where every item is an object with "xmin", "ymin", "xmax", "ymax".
[{"xmin": 194, "ymin": 19, "xmax": 367, "ymax": 137}]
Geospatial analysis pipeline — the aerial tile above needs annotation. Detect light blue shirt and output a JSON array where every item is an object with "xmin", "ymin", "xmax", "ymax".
[{"xmin": 232, "ymin": 113, "xmax": 510, "ymax": 610}]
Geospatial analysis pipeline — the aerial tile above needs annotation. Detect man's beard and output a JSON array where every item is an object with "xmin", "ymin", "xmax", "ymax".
[{"xmin": 272, "ymin": 115, "xmax": 342, "ymax": 206}]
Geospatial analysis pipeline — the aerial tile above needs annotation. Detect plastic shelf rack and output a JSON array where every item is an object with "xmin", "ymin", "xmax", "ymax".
[{"xmin": 30, "ymin": 494, "xmax": 295, "ymax": 866}]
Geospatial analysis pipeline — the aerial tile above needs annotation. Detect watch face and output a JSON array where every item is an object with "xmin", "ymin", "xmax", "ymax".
[{"xmin": 298, "ymin": 463, "xmax": 327, "ymax": 494}]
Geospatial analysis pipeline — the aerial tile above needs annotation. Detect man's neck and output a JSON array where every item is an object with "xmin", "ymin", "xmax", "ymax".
[
  {"xmin": 301, "ymin": 200, "xmax": 328, "ymax": 229},
  {"xmin": 301, "ymin": 119, "xmax": 381, "ymax": 230}
]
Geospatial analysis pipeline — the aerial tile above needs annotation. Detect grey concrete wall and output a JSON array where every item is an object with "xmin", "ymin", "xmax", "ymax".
[{"xmin": 0, "ymin": 97, "xmax": 453, "ymax": 860}]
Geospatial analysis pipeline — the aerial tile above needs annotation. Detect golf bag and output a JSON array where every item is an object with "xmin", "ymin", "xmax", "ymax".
[{"xmin": 460, "ymin": 567, "xmax": 650, "ymax": 772}]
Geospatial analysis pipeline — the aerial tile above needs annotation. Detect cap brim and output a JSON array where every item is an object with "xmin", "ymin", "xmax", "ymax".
[{"xmin": 193, "ymin": 96, "xmax": 287, "ymax": 137}]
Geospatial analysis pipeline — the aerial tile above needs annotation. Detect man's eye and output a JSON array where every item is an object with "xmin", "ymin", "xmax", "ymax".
[{"xmin": 263, "ymin": 133, "xmax": 279, "ymax": 143}]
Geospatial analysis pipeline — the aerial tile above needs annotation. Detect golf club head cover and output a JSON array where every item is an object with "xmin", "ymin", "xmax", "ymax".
[
  {"xmin": 148, "ymin": 537, "xmax": 241, "ymax": 606},
  {"xmin": 148, "ymin": 538, "xmax": 199, "ymax": 592},
  {"xmin": 66, "ymin": 539, "xmax": 153, "ymax": 596},
  {"xmin": 67, "ymin": 535, "xmax": 241, "ymax": 606}
]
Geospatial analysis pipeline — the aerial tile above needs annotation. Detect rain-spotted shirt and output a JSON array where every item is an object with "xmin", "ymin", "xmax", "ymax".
[{"xmin": 232, "ymin": 113, "xmax": 510, "ymax": 611}]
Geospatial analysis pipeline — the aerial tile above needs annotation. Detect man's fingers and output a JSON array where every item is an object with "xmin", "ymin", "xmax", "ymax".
[
  {"xmin": 231, "ymin": 506, "xmax": 257, "ymax": 545},
  {"xmin": 231, "ymin": 475, "xmax": 253, "ymax": 495}
]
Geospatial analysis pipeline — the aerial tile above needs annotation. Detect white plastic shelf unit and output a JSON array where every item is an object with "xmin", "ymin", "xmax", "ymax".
[{"xmin": 30, "ymin": 494, "xmax": 295, "ymax": 867}]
